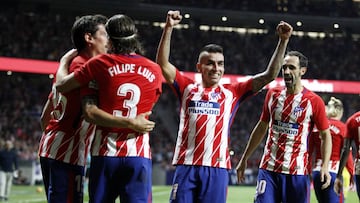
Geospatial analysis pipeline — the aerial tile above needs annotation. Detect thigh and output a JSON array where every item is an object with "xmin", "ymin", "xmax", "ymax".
[
  {"xmin": 47, "ymin": 159, "xmax": 84, "ymax": 203},
  {"xmin": 197, "ymin": 167, "xmax": 228, "ymax": 203},
  {"xmin": 283, "ymin": 173, "xmax": 310, "ymax": 203},
  {"xmin": 169, "ymin": 165, "xmax": 197, "ymax": 203},
  {"xmin": 119, "ymin": 157, "xmax": 152, "ymax": 203},
  {"xmin": 312, "ymin": 171, "xmax": 324, "ymax": 202},
  {"xmin": 254, "ymin": 169, "xmax": 280, "ymax": 203},
  {"xmin": 355, "ymin": 175, "xmax": 360, "ymax": 200},
  {"xmin": 89, "ymin": 156, "xmax": 115, "ymax": 203},
  {"xmin": 40, "ymin": 157, "xmax": 50, "ymax": 195}
]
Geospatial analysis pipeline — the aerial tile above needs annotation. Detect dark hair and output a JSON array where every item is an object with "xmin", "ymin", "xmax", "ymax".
[
  {"xmin": 105, "ymin": 14, "xmax": 144, "ymax": 55},
  {"xmin": 286, "ymin": 51, "xmax": 308, "ymax": 68},
  {"xmin": 200, "ymin": 44, "xmax": 223, "ymax": 54},
  {"xmin": 71, "ymin": 14, "xmax": 108, "ymax": 51}
]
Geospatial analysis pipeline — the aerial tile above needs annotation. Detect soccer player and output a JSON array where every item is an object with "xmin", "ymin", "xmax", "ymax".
[
  {"xmin": 38, "ymin": 14, "xmax": 109, "ymax": 203},
  {"xmin": 55, "ymin": 14, "xmax": 163, "ymax": 203},
  {"xmin": 236, "ymin": 51, "xmax": 332, "ymax": 203},
  {"xmin": 310, "ymin": 97, "xmax": 347, "ymax": 203},
  {"xmin": 156, "ymin": 10, "xmax": 292, "ymax": 203},
  {"xmin": 335, "ymin": 111, "xmax": 360, "ymax": 200}
]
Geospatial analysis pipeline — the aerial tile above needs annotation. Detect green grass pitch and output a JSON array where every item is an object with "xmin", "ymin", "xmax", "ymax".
[{"xmin": 9, "ymin": 185, "xmax": 358, "ymax": 202}]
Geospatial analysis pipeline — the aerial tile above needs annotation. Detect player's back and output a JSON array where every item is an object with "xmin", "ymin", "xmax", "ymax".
[{"xmin": 84, "ymin": 53, "xmax": 163, "ymax": 133}]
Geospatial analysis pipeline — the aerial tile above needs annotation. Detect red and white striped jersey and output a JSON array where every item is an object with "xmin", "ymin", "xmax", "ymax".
[
  {"xmin": 345, "ymin": 111, "xmax": 360, "ymax": 174},
  {"xmin": 259, "ymin": 87, "xmax": 329, "ymax": 175},
  {"xmin": 345, "ymin": 111, "xmax": 360, "ymax": 158},
  {"xmin": 310, "ymin": 119, "xmax": 346, "ymax": 173},
  {"xmin": 74, "ymin": 53, "xmax": 162, "ymax": 158},
  {"xmin": 171, "ymin": 70, "xmax": 254, "ymax": 169},
  {"xmin": 38, "ymin": 54, "xmax": 95, "ymax": 166}
]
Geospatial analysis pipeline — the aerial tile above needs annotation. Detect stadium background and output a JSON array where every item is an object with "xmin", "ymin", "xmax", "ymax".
[{"xmin": 0, "ymin": 0, "xmax": 360, "ymax": 193}]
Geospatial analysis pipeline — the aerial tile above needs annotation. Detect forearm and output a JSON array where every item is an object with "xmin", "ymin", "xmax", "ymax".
[
  {"xmin": 56, "ymin": 48, "xmax": 77, "ymax": 81},
  {"xmin": 320, "ymin": 129, "xmax": 332, "ymax": 168},
  {"xmin": 336, "ymin": 139, "xmax": 351, "ymax": 178},
  {"xmin": 156, "ymin": 25, "xmax": 176, "ymax": 83},
  {"xmin": 84, "ymin": 104, "xmax": 131, "ymax": 128},
  {"xmin": 252, "ymin": 38, "xmax": 288, "ymax": 92},
  {"xmin": 55, "ymin": 73, "xmax": 81, "ymax": 93},
  {"xmin": 241, "ymin": 121, "xmax": 268, "ymax": 161},
  {"xmin": 265, "ymin": 38, "xmax": 289, "ymax": 80}
]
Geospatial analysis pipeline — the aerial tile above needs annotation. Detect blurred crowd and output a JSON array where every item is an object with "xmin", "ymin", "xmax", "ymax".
[
  {"xmin": 141, "ymin": 0, "xmax": 360, "ymax": 17},
  {"xmin": 0, "ymin": 5, "xmax": 360, "ymax": 174}
]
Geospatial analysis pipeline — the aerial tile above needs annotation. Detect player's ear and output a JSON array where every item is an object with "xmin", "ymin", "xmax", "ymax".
[
  {"xmin": 196, "ymin": 63, "xmax": 201, "ymax": 72},
  {"xmin": 300, "ymin": 67, "xmax": 307, "ymax": 76}
]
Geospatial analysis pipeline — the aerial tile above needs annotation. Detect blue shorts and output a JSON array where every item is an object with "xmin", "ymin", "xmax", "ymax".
[
  {"xmin": 40, "ymin": 157, "xmax": 84, "ymax": 203},
  {"xmin": 254, "ymin": 169, "xmax": 310, "ymax": 203},
  {"xmin": 355, "ymin": 175, "xmax": 360, "ymax": 199},
  {"xmin": 169, "ymin": 165, "xmax": 228, "ymax": 203},
  {"xmin": 312, "ymin": 171, "xmax": 343, "ymax": 203},
  {"xmin": 89, "ymin": 156, "xmax": 152, "ymax": 203}
]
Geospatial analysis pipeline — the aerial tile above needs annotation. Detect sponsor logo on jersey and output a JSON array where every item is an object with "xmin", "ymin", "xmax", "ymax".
[
  {"xmin": 188, "ymin": 100, "xmax": 220, "ymax": 115},
  {"xmin": 273, "ymin": 120, "xmax": 299, "ymax": 135}
]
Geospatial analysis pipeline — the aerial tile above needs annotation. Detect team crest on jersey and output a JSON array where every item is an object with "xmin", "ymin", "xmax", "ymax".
[
  {"xmin": 293, "ymin": 106, "xmax": 304, "ymax": 117},
  {"xmin": 210, "ymin": 92, "xmax": 221, "ymax": 100}
]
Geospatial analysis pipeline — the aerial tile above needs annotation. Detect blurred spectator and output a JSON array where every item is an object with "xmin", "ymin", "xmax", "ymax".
[{"xmin": 0, "ymin": 139, "xmax": 19, "ymax": 201}]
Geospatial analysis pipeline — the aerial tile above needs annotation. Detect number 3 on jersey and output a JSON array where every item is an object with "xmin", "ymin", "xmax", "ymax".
[{"xmin": 113, "ymin": 83, "xmax": 140, "ymax": 118}]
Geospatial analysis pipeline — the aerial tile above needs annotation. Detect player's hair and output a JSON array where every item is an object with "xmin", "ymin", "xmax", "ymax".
[
  {"xmin": 105, "ymin": 14, "xmax": 145, "ymax": 55},
  {"xmin": 71, "ymin": 14, "xmax": 108, "ymax": 51},
  {"xmin": 286, "ymin": 50, "xmax": 308, "ymax": 68},
  {"xmin": 331, "ymin": 97, "xmax": 344, "ymax": 111},
  {"xmin": 327, "ymin": 96, "xmax": 344, "ymax": 119},
  {"xmin": 198, "ymin": 44, "xmax": 223, "ymax": 62},
  {"xmin": 200, "ymin": 44, "xmax": 223, "ymax": 54}
]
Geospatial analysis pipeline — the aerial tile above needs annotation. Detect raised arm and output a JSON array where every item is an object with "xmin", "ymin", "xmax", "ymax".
[
  {"xmin": 319, "ymin": 129, "xmax": 332, "ymax": 189},
  {"xmin": 236, "ymin": 120, "xmax": 268, "ymax": 183},
  {"xmin": 251, "ymin": 21, "xmax": 293, "ymax": 92},
  {"xmin": 156, "ymin": 10, "xmax": 182, "ymax": 84},
  {"xmin": 334, "ymin": 138, "xmax": 352, "ymax": 195}
]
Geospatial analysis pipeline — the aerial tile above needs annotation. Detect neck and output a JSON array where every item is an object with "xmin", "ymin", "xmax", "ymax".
[{"xmin": 286, "ymin": 84, "xmax": 303, "ymax": 94}]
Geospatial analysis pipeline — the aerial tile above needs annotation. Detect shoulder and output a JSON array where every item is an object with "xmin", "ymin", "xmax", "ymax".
[
  {"xmin": 303, "ymin": 89, "xmax": 323, "ymax": 103},
  {"xmin": 347, "ymin": 111, "xmax": 360, "ymax": 126}
]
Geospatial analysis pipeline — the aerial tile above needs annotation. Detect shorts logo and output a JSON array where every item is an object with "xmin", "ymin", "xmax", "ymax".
[{"xmin": 171, "ymin": 183, "xmax": 178, "ymax": 200}]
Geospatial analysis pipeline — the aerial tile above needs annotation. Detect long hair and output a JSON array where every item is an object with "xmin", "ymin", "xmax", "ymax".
[{"xmin": 105, "ymin": 14, "xmax": 144, "ymax": 55}]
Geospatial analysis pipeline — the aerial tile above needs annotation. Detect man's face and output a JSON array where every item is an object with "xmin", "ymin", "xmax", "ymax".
[
  {"xmin": 281, "ymin": 55, "xmax": 304, "ymax": 89},
  {"xmin": 197, "ymin": 52, "xmax": 224, "ymax": 88},
  {"xmin": 91, "ymin": 24, "xmax": 109, "ymax": 54}
]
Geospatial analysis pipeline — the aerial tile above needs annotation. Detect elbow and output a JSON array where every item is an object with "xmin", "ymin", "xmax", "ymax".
[
  {"xmin": 54, "ymin": 81, "xmax": 65, "ymax": 93},
  {"xmin": 83, "ymin": 104, "xmax": 98, "ymax": 124},
  {"xmin": 266, "ymin": 69, "xmax": 278, "ymax": 82}
]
